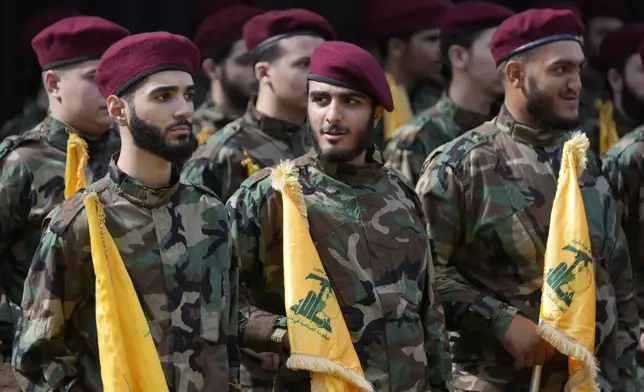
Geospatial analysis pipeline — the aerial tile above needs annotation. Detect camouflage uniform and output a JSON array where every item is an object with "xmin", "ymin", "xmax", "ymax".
[
  {"xmin": 602, "ymin": 125, "xmax": 644, "ymax": 388},
  {"xmin": 192, "ymin": 97, "xmax": 242, "ymax": 143},
  {"xmin": 0, "ymin": 116, "xmax": 119, "ymax": 355},
  {"xmin": 416, "ymin": 106, "xmax": 638, "ymax": 391},
  {"xmin": 12, "ymin": 157, "xmax": 239, "ymax": 391},
  {"xmin": 181, "ymin": 102, "xmax": 309, "ymax": 202},
  {"xmin": 409, "ymin": 81, "xmax": 443, "ymax": 115},
  {"xmin": 0, "ymin": 100, "xmax": 47, "ymax": 140},
  {"xmin": 583, "ymin": 105, "xmax": 637, "ymax": 154},
  {"xmin": 228, "ymin": 147, "xmax": 453, "ymax": 392},
  {"xmin": 384, "ymin": 96, "xmax": 490, "ymax": 186}
]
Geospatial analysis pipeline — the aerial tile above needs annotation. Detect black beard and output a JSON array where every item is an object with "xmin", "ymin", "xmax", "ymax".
[
  {"xmin": 308, "ymin": 115, "xmax": 374, "ymax": 164},
  {"xmin": 221, "ymin": 64, "xmax": 252, "ymax": 113},
  {"xmin": 621, "ymin": 82, "xmax": 644, "ymax": 125},
  {"xmin": 524, "ymin": 78, "xmax": 579, "ymax": 131},
  {"xmin": 128, "ymin": 107, "xmax": 197, "ymax": 164}
]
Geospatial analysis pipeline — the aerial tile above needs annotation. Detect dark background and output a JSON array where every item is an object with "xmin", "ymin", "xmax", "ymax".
[{"xmin": 2, "ymin": 0, "xmax": 644, "ymax": 125}]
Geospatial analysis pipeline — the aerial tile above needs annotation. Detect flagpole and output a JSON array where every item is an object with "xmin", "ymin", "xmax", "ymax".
[{"xmin": 529, "ymin": 365, "xmax": 542, "ymax": 392}]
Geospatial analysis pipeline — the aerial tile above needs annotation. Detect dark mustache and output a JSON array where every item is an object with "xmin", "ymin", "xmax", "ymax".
[
  {"xmin": 321, "ymin": 125, "xmax": 350, "ymax": 133},
  {"xmin": 165, "ymin": 119, "xmax": 192, "ymax": 131}
]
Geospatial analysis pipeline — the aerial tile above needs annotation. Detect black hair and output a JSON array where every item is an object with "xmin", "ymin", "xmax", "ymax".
[
  {"xmin": 203, "ymin": 41, "xmax": 235, "ymax": 63},
  {"xmin": 375, "ymin": 31, "xmax": 416, "ymax": 61},
  {"xmin": 251, "ymin": 41, "xmax": 284, "ymax": 66},
  {"xmin": 440, "ymin": 22, "xmax": 500, "ymax": 86}
]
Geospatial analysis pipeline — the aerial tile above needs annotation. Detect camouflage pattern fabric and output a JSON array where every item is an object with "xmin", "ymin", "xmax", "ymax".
[
  {"xmin": 0, "ymin": 116, "xmax": 119, "ymax": 354},
  {"xmin": 582, "ymin": 104, "xmax": 638, "ymax": 154},
  {"xmin": 602, "ymin": 125, "xmax": 644, "ymax": 389},
  {"xmin": 416, "ymin": 106, "xmax": 638, "ymax": 391},
  {"xmin": 383, "ymin": 96, "xmax": 490, "ymax": 186},
  {"xmin": 409, "ymin": 81, "xmax": 443, "ymax": 115},
  {"xmin": 181, "ymin": 102, "xmax": 309, "ymax": 202},
  {"xmin": 228, "ymin": 147, "xmax": 453, "ymax": 392},
  {"xmin": 0, "ymin": 100, "xmax": 47, "ymax": 140},
  {"xmin": 192, "ymin": 97, "xmax": 242, "ymax": 143},
  {"xmin": 12, "ymin": 157, "xmax": 239, "ymax": 391}
]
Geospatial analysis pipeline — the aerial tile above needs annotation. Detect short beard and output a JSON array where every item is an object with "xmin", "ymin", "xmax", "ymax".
[
  {"xmin": 309, "ymin": 114, "xmax": 374, "ymax": 164},
  {"xmin": 128, "ymin": 106, "xmax": 197, "ymax": 164},
  {"xmin": 524, "ymin": 78, "xmax": 579, "ymax": 131},
  {"xmin": 621, "ymin": 82, "xmax": 644, "ymax": 125},
  {"xmin": 220, "ymin": 63, "xmax": 252, "ymax": 113}
]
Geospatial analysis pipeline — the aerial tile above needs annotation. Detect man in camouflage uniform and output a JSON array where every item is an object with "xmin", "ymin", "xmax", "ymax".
[
  {"xmin": 13, "ymin": 31, "xmax": 238, "ymax": 391},
  {"xmin": 228, "ymin": 41, "xmax": 453, "ymax": 392},
  {"xmin": 602, "ymin": 38, "xmax": 644, "ymax": 390},
  {"xmin": 364, "ymin": 0, "xmax": 450, "ymax": 149},
  {"xmin": 578, "ymin": 0, "xmax": 626, "ymax": 127},
  {"xmin": 0, "ymin": 16, "xmax": 126, "ymax": 359},
  {"xmin": 384, "ymin": 1, "xmax": 514, "ymax": 186},
  {"xmin": 192, "ymin": 4, "xmax": 265, "ymax": 145},
  {"xmin": 583, "ymin": 24, "xmax": 644, "ymax": 153},
  {"xmin": 0, "ymin": 6, "xmax": 81, "ymax": 140},
  {"xmin": 417, "ymin": 9, "xmax": 638, "ymax": 391},
  {"xmin": 182, "ymin": 9, "xmax": 335, "ymax": 202}
]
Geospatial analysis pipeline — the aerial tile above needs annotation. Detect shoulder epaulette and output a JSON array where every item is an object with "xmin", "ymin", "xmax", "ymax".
[
  {"xmin": 426, "ymin": 122, "xmax": 496, "ymax": 166},
  {"xmin": 0, "ymin": 130, "xmax": 44, "ymax": 162},
  {"xmin": 182, "ymin": 180, "xmax": 222, "ymax": 201},
  {"xmin": 48, "ymin": 178, "xmax": 109, "ymax": 234}
]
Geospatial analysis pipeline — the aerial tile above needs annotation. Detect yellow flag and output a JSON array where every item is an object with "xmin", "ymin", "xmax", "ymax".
[
  {"xmin": 271, "ymin": 161, "xmax": 373, "ymax": 392},
  {"xmin": 537, "ymin": 132, "xmax": 598, "ymax": 391},
  {"xmin": 196, "ymin": 127, "xmax": 211, "ymax": 145},
  {"xmin": 84, "ymin": 192, "xmax": 169, "ymax": 392},
  {"xmin": 65, "ymin": 132, "xmax": 89, "ymax": 199},
  {"xmin": 382, "ymin": 73, "xmax": 413, "ymax": 141},
  {"xmin": 594, "ymin": 99, "xmax": 620, "ymax": 154}
]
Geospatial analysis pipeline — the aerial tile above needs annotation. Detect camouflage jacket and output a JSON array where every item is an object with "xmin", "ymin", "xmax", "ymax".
[
  {"xmin": 583, "ymin": 105, "xmax": 638, "ymax": 154},
  {"xmin": 181, "ymin": 103, "xmax": 309, "ymax": 202},
  {"xmin": 383, "ymin": 96, "xmax": 490, "ymax": 186},
  {"xmin": 192, "ymin": 97, "xmax": 242, "ymax": 144},
  {"xmin": 227, "ymin": 147, "xmax": 453, "ymax": 392},
  {"xmin": 0, "ymin": 100, "xmax": 47, "ymax": 140},
  {"xmin": 409, "ymin": 81, "xmax": 443, "ymax": 115},
  {"xmin": 416, "ymin": 106, "xmax": 638, "ymax": 390},
  {"xmin": 12, "ymin": 157, "xmax": 239, "ymax": 392},
  {"xmin": 0, "ymin": 116, "xmax": 119, "ymax": 351},
  {"xmin": 602, "ymin": 125, "xmax": 644, "ymax": 351}
]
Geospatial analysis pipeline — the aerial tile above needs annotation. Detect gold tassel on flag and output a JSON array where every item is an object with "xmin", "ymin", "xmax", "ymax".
[
  {"xmin": 594, "ymin": 99, "xmax": 619, "ymax": 154},
  {"xmin": 84, "ymin": 192, "xmax": 169, "ymax": 392},
  {"xmin": 535, "ymin": 132, "xmax": 599, "ymax": 391},
  {"xmin": 271, "ymin": 161, "xmax": 373, "ymax": 392},
  {"xmin": 196, "ymin": 127, "xmax": 211, "ymax": 145},
  {"xmin": 65, "ymin": 132, "xmax": 89, "ymax": 198}
]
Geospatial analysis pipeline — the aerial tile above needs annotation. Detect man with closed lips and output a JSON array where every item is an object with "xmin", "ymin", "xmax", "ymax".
[{"xmin": 0, "ymin": 15, "xmax": 126, "ymax": 360}]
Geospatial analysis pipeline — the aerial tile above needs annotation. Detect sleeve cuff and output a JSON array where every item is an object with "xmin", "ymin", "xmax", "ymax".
[
  {"xmin": 491, "ymin": 302, "xmax": 518, "ymax": 341},
  {"xmin": 243, "ymin": 314, "xmax": 287, "ymax": 353}
]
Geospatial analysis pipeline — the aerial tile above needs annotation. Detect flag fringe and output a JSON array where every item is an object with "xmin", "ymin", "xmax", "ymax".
[
  {"xmin": 536, "ymin": 323, "xmax": 599, "ymax": 391},
  {"xmin": 562, "ymin": 131, "xmax": 589, "ymax": 177},
  {"xmin": 288, "ymin": 353, "xmax": 374, "ymax": 392},
  {"xmin": 271, "ymin": 160, "xmax": 308, "ymax": 222}
]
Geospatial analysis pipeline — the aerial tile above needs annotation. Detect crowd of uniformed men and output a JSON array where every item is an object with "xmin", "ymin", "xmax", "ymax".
[{"xmin": 0, "ymin": 0, "xmax": 643, "ymax": 391}]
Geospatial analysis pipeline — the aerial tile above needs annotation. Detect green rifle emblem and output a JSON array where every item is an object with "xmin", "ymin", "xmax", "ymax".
[
  {"xmin": 545, "ymin": 243, "xmax": 592, "ymax": 307},
  {"xmin": 291, "ymin": 270, "xmax": 333, "ymax": 333}
]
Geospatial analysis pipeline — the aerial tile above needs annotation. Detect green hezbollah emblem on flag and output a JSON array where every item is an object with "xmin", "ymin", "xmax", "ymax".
[
  {"xmin": 545, "ymin": 243, "xmax": 593, "ymax": 309},
  {"xmin": 290, "ymin": 267, "xmax": 337, "ymax": 339}
]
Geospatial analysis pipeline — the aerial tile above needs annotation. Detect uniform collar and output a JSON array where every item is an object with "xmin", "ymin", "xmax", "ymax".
[
  {"xmin": 197, "ymin": 97, "xmax": 242, "ymax": 127},
  {"xmin": 107, "ymin": 154, "xmax": 179, "ymax": 208},
  {"xmin": 45, "ymin": 115, "xmax": 112, "ymax": 153},
  {"xmin": 244, "ymin": 99, "xmax": 304, "ymax": 140},
  {"xmin": 495, "ymin": 106, "xmax": 564, "ymax": 147},
  {"xmin": 308, "ymin": 144, "xmax": 383, "ymax": 184},
  {"xmin": 438, "ymin": 95, "xmax": 492, "ymax": 132}
]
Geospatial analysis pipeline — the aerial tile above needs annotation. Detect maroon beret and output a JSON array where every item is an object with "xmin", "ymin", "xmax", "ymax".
[
  {"xmin": 440, "ymin": 1, "xmax": 515, "ymax": 37},
  {"xmin": 580, "ymin": 0, "xmax": 628, "ymax": 21},
  {"xmin": 308, "ymin": 41, "xmax": 393, "ymax": 112},
  {"xmin": 32, "ymin": 16, "xmax": 129, "ymax": 70},
  {"xmin": 194, "ymin": 4, "xmax": 265, "ymax": 56},
  {"xmin": 599, "ymin": 23, "xmax": 644, "ymax": 69},
  {"xmin": 535, "ymin": 1, "xmax": 582, "ymax": 19},
  {"xmin": 21, "ymin": 6, "xmax": 82, "ymax": 58},
  {"xmin": 243, "ymin": 9, "xmax": 336, "ymax": 54},
  {"xmin": 96, "ymin": 32, "xmax": 200, "ymax": 98},
  {"xmin": 491, "ymin": 8, "xmax": 585, "ymax": 64},
  {"xmin": 366, "ymin": 0, "xmax": 451, "ymax": 38}
]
